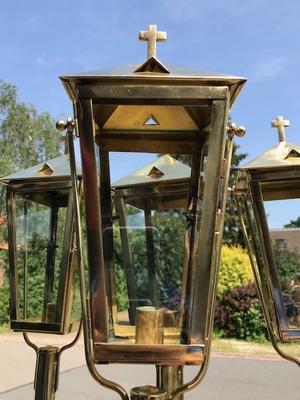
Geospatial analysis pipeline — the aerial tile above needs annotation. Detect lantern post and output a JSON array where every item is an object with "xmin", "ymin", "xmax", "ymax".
[
  {"xmin": 1, "ymin": 138, "xmax": 82, "ymax": 399},
  {"xmin": 61, "ymin": 25, "xmax": 246, "ymax": 399}
]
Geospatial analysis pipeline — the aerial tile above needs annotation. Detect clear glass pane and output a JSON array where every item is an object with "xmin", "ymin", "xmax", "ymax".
[
  {"xmin": 104, "ymin": 152, "xmax": 194, "ymax": 345},
  {"xmin": 264, "ymin": 199, "xmax": 300, "ymax": 329},
  {"xmin": 15, "ymin": 191, "xmax": 69, "ymax": 326}
]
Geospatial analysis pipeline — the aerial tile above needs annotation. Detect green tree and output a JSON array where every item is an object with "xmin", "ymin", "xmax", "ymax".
[
  {"xmin": 0, "ymin": 80, "xmax": 62, "ymax": 325},
  {"xmin": 284, "ymin": 217, "xmax": 300, "ymax": 228},
  {"xmin": 0, "ymin": 81, "xmax": 61, "ymax": 207}
]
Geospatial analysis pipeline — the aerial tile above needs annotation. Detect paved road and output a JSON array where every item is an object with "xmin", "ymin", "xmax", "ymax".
[{"xmin": 1, "ymin": 333, "xmax": 300, "ymax": 400}]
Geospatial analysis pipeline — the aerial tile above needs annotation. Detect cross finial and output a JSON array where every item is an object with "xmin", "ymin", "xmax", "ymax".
[
  {"xmin": 271, "ymin": 116, "xmax": 290, "ymax": 142},
  {"xmin": 139, "ymin": 25, "xmax": 167, "ymax": 60}
]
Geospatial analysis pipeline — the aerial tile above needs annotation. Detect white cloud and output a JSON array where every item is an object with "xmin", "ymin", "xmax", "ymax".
[{"xmin": 250, "ymin": 57, "xmax": 287, "ymax": 80}]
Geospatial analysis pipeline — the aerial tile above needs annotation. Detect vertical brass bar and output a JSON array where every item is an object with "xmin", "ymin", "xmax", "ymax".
[
  {"xmin": 156, "ymin": 366, "xmax": 183, "ymax": 400},
  {"xmin": 190, "ymin": 97, "xmax": 229, "ymax": 343},
  {"xmin": 99, "ymin": 148, "xmax": 118, "ymax": 327},
  {"xmin": 144, "ymin": 207, "xmax": 158, "ymax": 307},
  {"xmin": 249, "ymin": 182, "xmax": 288, "ymax": 327},
  {"xmin": 179, "ymin": 152, "xmax": 204, "ymax": 341},
  {"xmin": 55, "ymin": 191, "xmax": 75, "ymax": 330},
  {"xmin": 43, "ymin": 206, "xmax": 59, "ymax": 322},
  {"xmin": 6, "ymin": 189, "xmax": 18, "ymax": 320},
  {"xmin": 34, "ymin": 346, "xmax": 60, "ymax": 400},
  {"xmin": 23, "ymin": 200, "xmax": 28, "ymax": 319},
  {"xmin": 76, "ymin": 98, "xmax": 108, "ymax": 342},
  {"xmin": 115, "ymin": 195, "xmax": 137, "ymax": 324}
]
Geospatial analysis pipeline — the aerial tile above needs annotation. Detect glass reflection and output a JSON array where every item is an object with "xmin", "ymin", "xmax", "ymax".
[
  {"xmin": 102, "ymin": 152, "xmax": 195, "ymax": 345},
  {"xmin": 265, "ymin": 199, "xmax": 300, "ymax": 329}
]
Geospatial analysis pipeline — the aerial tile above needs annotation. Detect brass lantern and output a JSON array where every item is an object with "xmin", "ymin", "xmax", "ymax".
[
  {"xmin": 235, "ymin": 116, "xmax": 300, "ymax": 364},
  {"xmin": 1, "ymin": 153, "xmax": 82, "ymax": 334},
  {"xmin": 61, "ymin": 25, "xmax": 246, "ymax": 399}
]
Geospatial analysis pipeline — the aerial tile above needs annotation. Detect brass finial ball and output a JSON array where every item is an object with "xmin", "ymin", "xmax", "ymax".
[
  {"xmin": 56, "ymin": 118, "xmax": 75, "ymax": 132},
  {"xmin": 56, "ymin": 120, "xmax": 67, "ymax": 131}
]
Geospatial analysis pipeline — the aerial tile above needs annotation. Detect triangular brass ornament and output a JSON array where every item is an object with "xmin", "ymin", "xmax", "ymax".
[
  {"xmin": 134, "ymin": 56, "xmax": 170, "ymax": 73},
  {"xmin": 147, "ymin": 166, "xmax": 164, "ymax": 179},
  {"xmin": 144, "ymin": 114, "xmax": 159, "ymax": 126},
  {"xmin": 38, "ymin": 163, "xmax": 54, "ymax": 176},
  {"xmin": 285, "ymin": 149, "xmax": 300, "ymax": 159}
]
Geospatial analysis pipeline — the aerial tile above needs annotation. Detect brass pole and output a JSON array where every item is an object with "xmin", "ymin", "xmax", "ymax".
[{"xmin": 34, "ymin": 346, "xmax": 60, "ymax": 400}]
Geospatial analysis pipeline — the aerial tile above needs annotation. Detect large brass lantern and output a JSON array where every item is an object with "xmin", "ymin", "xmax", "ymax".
[
  {"xmin": 1, "ymin": 153, "xmax": 81, "ymax": 334},
  {"xmin": 235, "ymin": 116, "xmax": 300, "ymax": 364},
  {"xmin": 61, "ymin": 25, "xmax": 246, "ymax": 399}
]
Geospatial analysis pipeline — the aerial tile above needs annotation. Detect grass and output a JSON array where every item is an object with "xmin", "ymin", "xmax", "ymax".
[{"xmin": 212, "ymin": 338, "xmax": 300, "ymax": 358}]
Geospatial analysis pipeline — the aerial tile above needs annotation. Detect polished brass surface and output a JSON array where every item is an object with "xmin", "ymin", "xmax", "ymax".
[
  {"xmin": 156, "ymin": 365, "xmax": 183, "ymax": 400},
  {"xmin": 227, "ymin": 122, "xmax": 246, "ymax": 138},
  {"xmin": 139, "ymin": 25, "xmax": 167, "ymax": 60},
  {"xmin": 34, "ymin": 346, "xmax": 59, "ymax": 400},
  {"xmin": 62, "ymin": 26, "xmax": 246, "ymax": 400},
  {"xmin": 135, "ymin": 307, "xmax": 164, "ymax": 344},
  {"xmin": 131, "ymin": 385, "xmax": 167, "ymax": 400}
]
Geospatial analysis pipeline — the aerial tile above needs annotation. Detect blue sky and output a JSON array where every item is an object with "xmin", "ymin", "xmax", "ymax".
[{"xmin": 1, "ymin": 0, "xmax": 300, "ymax": 227}]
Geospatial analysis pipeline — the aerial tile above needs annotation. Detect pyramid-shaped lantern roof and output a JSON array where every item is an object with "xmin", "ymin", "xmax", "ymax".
[{"xmin": 60, "ymin": 25, "xmax": 246, "ymax": 138}]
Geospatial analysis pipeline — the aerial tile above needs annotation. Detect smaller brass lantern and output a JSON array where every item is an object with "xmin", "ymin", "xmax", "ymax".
[
  {"xmin": 235, "ymin": 116, "xmax": 300, "ymax": 348},
  {"xmin": 1, "ymin": 154, "xmax": 81, "ymax": 334},
  {"xmin": 111, "ymin": 155, "xmax": 191, "ymax": 331}
]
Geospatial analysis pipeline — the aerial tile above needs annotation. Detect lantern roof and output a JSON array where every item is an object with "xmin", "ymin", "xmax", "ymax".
[
  {"xmin": 60, "ymin": 60, "xmax": 246, "ymax": 109},
  {"xmin": 242, "ymin": 141, "xmax": 300, "ymax": 170},
  {"xmin": 112, "ymin": 154, "xmax": 190, "ymax": 189},
  {"xmin": 241, "ymin": 116, "xmax": 300, "ymax": 171},
  {"xmin": 1, "ymin": 154, "xmax": 82, "ymax": 184}
]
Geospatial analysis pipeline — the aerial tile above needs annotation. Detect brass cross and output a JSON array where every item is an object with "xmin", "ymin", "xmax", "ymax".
[
  {"xmin": 271, "ymin": 116, "xmax": 290, "ymax": 142},
  {"xmin": 139, "ymin": 25, "xmax": 167, "ymax": 59}
]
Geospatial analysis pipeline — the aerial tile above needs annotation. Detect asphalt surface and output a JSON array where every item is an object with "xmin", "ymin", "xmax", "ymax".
[{"xmin": 1, "ymin": 333, "xmax": 300, "ymax": 400}]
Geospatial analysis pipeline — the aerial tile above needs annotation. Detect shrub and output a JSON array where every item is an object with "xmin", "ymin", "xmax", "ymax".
[
  {"xmin": 218, "ymin": 245, "xmax": 254, "ymax": 298},
  {"xmin": 215, "ymin": 283, "xmax": 268, "ymax": 342}
]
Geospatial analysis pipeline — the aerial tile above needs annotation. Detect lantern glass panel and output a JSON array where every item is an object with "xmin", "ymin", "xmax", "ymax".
[
  {"xmin": 264, "ymin": 198, "xmax": 300, "ymax": 330},
  {"xmin": 14, "ymin": 189, "xmax": 71, "ymax": 327},
  {"xmin": 102, "ymin": 151, "xmax": 201, "ymax": 345},
  {"xmin": 239, "ymin": 180, "xmax": 300, "ymax": 339}
]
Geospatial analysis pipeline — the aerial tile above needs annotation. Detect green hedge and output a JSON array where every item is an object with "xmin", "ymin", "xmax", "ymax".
[
  {"xmin": 215, "ymin": 283, "xmax": 268, "ymax": 342},
  {"xmin": 218, "ymin": 245, "xmax": 254, "ymax": 297}
]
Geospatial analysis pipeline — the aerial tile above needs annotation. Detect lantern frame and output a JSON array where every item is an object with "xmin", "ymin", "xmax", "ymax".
[
  {"xmin": 61, "ymin": 75, "xmax": 245, "ymax": 366},
  {"xmin": 1, "ymin": 154, "xmax": 81, "ymax": 334},
  {"xmin": 235, "ymin": 125, "xmax": 300, "ymax": 344}
]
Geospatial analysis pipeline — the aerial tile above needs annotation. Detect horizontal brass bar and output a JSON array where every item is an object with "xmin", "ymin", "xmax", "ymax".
[
  {"xmin": 11, "ymin": 320, "xmax": 62, "ymax": 334},
  {"xmin": 96, "ymin": 132, "xmax": 206, "ymax": 154},
  {"xmin": 93, "ymin": 343, "xmax": 204, "ymax": 365},
  {"xmin": 78, "ymin": 85, "xmax": 228, "ymax": 101}
]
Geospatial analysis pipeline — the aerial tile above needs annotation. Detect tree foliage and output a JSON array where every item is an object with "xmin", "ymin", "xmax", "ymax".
[
  {"xmin": 0, "ymin": 81, "xmax": 61, "ymax": 201},
  {"xmin": 0, "ymin": 80, "xmax": 62, "ymax": 325},
  {"xmin": 284, "ymin": 217, "xmax": 300, "ymax": 228}
]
